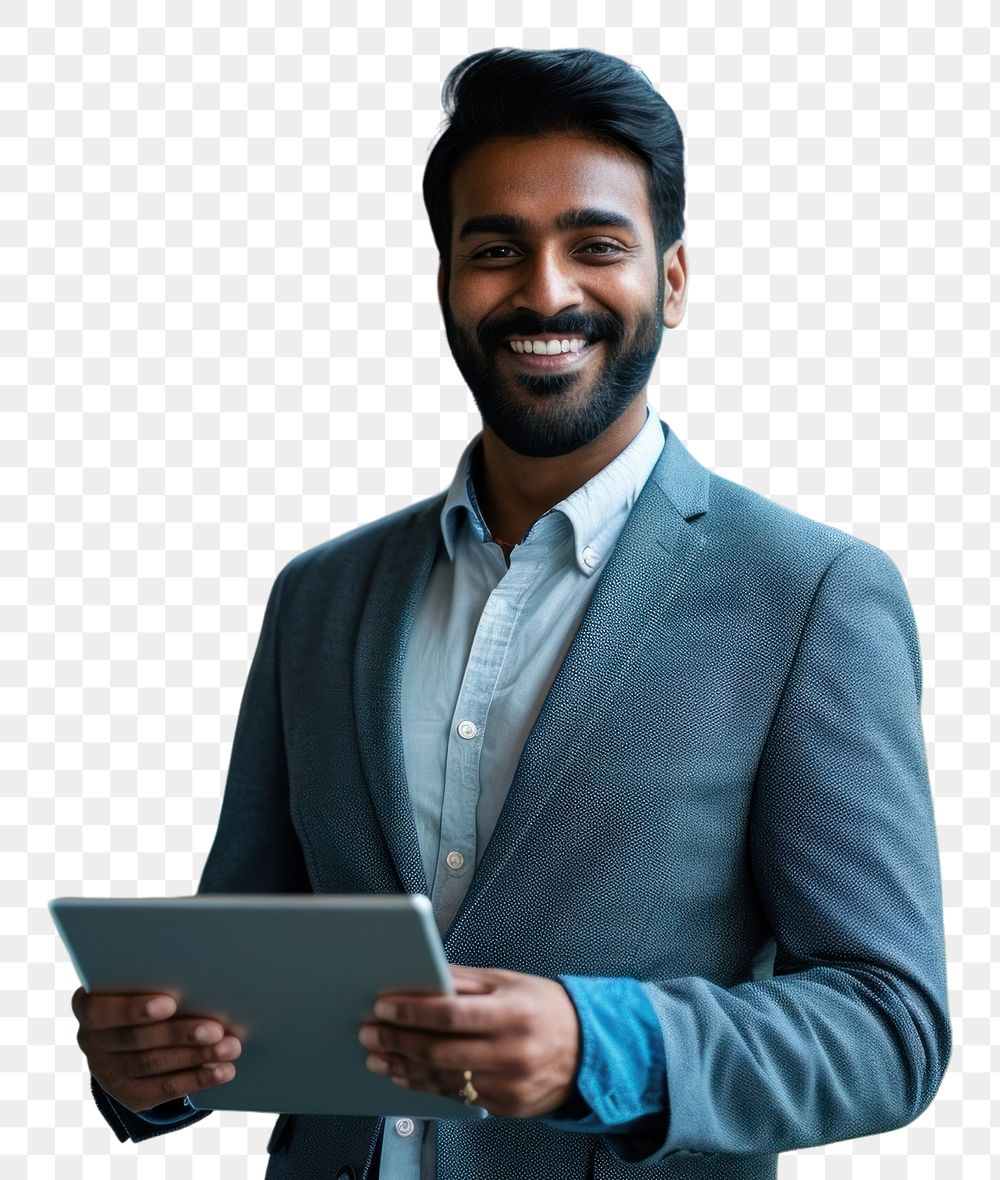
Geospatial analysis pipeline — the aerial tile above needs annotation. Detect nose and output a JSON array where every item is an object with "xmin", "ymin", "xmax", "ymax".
[{"xmin": 512, "ymin": 246, "xmax": 582, "ymax": 318}]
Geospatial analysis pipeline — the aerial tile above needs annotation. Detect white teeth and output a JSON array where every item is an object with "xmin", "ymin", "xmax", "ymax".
[{"xmin": 508, "ymin": 338, "xmax": 587, "ymax": 355}]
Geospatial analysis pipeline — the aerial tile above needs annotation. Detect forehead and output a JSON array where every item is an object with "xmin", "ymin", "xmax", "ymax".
[{"xmin": 448, "ymin": 132, "xmax": 653, "ymax": 241}]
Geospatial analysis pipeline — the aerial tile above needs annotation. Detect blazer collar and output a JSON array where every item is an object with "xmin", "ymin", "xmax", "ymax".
[
  {"xmin": 650, "ymin": 417, "xmax": 711, "ymax": 523},
  {"xmin": 444, "ymin": 421, "xmax": 712, "ymax": 943},
  {"xmin": 352, "ymin": 493, "xmax": 443, "ymax": 896},
  {"xmin": 352, "ymin": 420, "xmax": 711, "ymax": 902}
]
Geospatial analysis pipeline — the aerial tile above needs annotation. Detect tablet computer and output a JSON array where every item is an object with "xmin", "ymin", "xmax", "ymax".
[{"xmin": 50, "ymin": 894, "xmax": 487, "ymax": 1118}]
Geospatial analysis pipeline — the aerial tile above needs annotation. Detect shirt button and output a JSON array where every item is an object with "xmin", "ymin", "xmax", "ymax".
[
  {"xmin": 446, "ymin": 850, "xmax": 465, "ymax": 870},
  {"xmin": 582, "ymin": 546, "xmax": 599, "ymax": 569},
  {"xmin": 394, "ymin": 1117, "xmax": 415, "ymax": 1137},
  {"xmin": 457, "ymin": 720, "xmax": 478, "ymax": 739}
]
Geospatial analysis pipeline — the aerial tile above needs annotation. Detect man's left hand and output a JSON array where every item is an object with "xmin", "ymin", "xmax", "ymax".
[{"xmin": 359, "ymin": 966, "xmax": 581, "ymax": 1118}]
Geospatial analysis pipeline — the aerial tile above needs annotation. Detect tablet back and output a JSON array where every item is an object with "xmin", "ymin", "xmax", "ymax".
[{"xmin": 50, "ymin": 894, "xmax": 486, "ymax": 1118}]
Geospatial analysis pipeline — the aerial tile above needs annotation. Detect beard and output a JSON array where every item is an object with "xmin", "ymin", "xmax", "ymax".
[{"xmin": 441, "ymin": 266, "xmax": 666, "ymax": 459}]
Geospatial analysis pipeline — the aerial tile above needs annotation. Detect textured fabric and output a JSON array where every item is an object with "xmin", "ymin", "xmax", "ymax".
[
  {"xmin": 402, "ymin": 403, "xmax": 664, "ymax": 922},
  {"xmin": 384, "ymin": 406, "xmax": 664, "ymax": 1178},
  {"xmin": 90, "ymin": 419, "xmax": 951, "ymax": 1180}
]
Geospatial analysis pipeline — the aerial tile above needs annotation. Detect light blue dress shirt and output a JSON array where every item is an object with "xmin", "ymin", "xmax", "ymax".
[
  {"xmin": 139, "ymin": 406, "xmax": 671, "ymax": 1172},
  {"xmin": 380, "ymin": 405, "xmax": 668, "ymax": 1178}
]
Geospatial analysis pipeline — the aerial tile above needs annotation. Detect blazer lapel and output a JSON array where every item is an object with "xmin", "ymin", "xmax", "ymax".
[
  {"xmin": 444, "ymin": 422, "xmax": 712, "ymax": 946},
  {"xmin": 353, "ymin": 495, "xmax": 444, "ymax": 896}
]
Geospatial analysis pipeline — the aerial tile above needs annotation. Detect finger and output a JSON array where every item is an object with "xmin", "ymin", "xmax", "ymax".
[
  {"xmin": 364, "ymin": 1047, "xmax": 512, "ymax": 1113},
  {"xmin": 399, "ymin": 1067, "xmax": 539, "ymax": 1120},
  {"xmin": 360, "ymin": 1026, "xmax": 514, "ymax": 1074},
  {"xmin": 365, "ymin": 1051, "xmax": 418, "ymax": 1082},
  {"xmin": 372, "ymin": 993, "xmax": 499, "ymax": 1034},
  {"xmin": 126, "ymin": 1036, "xmax": 242, "ymax": 1079},
  {"xmin": 126, "ymin": 1059, "xmax": 237, "ymax": 1109},
  {"xmin": 74, "ymin": 991, "xmax": 178, "ymax": 1032},
  {"xmin": 365, "ymin": 1051, "xmax": 475, "ymax": 1093},
  {"xmin": 385, "ymin": 1063, "xmax": 501, "ymax": 1108},
  {"xmin": 373, "ymin": 967, "xmax": 498, "ymax": 1012},
  {"xmin": 98, "ymin": 1019, "xmax": 227, "ymax": 1054},
  {"xmin": 448, "ymin": 967, "xmax": 497, "ymax": 995}
]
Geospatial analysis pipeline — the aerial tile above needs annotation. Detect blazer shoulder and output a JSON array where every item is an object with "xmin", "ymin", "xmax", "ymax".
[
  {"xmin": 706, "ymin": 467, "xmax": 873, "ymax": 575},
  {"xmin": 697, "ymin": 470, "xmax": 921, "ymax": 689},
  {"xmin": 658, "ymin": 425, "xmax": 866, "ymax": 578},
  {"xmin": 272, "ymin": 490, "xmax": 446, "ymax": 595}
]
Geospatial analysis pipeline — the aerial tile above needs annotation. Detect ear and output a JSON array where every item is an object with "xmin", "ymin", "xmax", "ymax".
[{"xmin": 661, "ymin": 240, "xmax": 688, "ymax": 329}]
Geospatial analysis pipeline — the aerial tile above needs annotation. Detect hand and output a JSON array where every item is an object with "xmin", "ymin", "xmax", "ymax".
[
  {"xmin": 72, "ymin": 989, "xmax": 242, "ymax": 1114},
  {"xmin": 359, "ymin": 966, "xmax": 580, "ymax": 1118}
]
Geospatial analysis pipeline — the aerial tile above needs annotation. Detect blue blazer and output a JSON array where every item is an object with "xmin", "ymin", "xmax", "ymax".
[{"xmin": 95, "ymin": 421, "xmax": 951, "ymax": 1180}]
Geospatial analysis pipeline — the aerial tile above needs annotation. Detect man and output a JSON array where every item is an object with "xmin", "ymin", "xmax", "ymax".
[{"xmin": 72, "ymin": 47, "xmax": 951, "ymax": 1180}]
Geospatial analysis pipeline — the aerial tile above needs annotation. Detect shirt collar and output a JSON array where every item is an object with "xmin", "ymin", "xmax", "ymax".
[
  {"xmin": 440, "ymin": 405, "xmax": 665, "ymax": 576},
  {"xmin": 440, "ymin": 437, "xmax": 492, "ymax": 560}
]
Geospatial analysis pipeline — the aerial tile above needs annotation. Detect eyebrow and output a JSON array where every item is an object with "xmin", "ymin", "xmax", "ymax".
[{"xmin": 458, "ymin": 206, "xmax": 640, "ymax": 241}]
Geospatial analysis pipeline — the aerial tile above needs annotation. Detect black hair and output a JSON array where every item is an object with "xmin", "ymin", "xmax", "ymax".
[{"xmin": 422, "ymin": 47, "xmax": 685, "ymax": 282}]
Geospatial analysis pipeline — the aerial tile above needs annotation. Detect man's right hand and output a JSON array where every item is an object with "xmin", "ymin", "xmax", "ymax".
[{"xmin": 72, "ymin": 988, "xmax": 242, "ymax": 1114}]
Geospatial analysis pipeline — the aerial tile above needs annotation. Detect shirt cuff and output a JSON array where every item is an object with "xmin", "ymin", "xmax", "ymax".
[
  {"xmin": 542, "ymin": 976, "xmax": 667, "ymax": 1134},
  {"xmin": 136, "ymin": 1095, "xmax": 201, "ymax": 1124}
]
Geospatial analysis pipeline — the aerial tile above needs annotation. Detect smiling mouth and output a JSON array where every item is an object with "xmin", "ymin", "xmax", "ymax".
[{"xmin": 501, "ymin": 338, "xmax": 602, "ymax": 370}]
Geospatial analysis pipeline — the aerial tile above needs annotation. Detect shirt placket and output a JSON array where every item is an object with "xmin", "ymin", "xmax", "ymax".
[{"xmin": 429, "ymin": 549, "xmax": 530, "ymax": 935}]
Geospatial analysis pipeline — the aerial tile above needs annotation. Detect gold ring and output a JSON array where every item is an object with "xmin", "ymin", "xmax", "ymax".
[{"xmin": 457, "ymin": 1070, "xmax": 478, "ymax": 1105}]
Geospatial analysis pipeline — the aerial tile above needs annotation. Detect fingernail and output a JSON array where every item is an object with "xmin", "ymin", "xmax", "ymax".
[
  {"xmin": 358, "ymin": 1026, "xmax": 378, "ymax": 1049},
  {"xmin": 146, "ymin": 997, "xmax": 175, "ymax": 1019},
  {"xmin": 212, "ymin": 1063, "xmax": 235, "ymax": 1082},
  {"xmin": 366, "ymin": 1054, "xmax": 389, "ymax": 1076},
  {"xmin": 193, "ymin": 1024, "xmax": 217, "ymax": 1043},
  {"xmin": 213, "ymin": 1037, "xmax": 241, "ymax": 1060},
  {"xmin": 373, "ymin": 1001, "xmax": 396, "ymax": 1020}
]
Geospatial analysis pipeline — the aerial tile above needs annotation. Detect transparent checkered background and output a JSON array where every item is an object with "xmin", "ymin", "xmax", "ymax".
[{"xmin": 1, "ymin": 2, "xmax": 994, "ymax": 1177}]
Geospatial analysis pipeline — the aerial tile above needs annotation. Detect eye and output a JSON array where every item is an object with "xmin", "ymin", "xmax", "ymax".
[
  {"xmin": 580, "ymin": 241, "xmax": 624, "ymax": 255},
  {"xmin": 470, "ymin": 240, "xmax": 628, "ymax": 261},
  {"xmin": 471, "ymin": 245, "xmax": 520, "ymax": 260}
]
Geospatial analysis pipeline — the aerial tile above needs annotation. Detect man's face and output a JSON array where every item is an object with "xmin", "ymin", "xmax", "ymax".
[{"xmin": 438, "ymin": 131, "xmax": 684, "ymax": 458}]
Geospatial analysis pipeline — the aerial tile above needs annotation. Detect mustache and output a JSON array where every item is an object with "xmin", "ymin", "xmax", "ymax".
[{"xmin": 481, "ymin": 312, "xmax": 625, "ymax": 350}]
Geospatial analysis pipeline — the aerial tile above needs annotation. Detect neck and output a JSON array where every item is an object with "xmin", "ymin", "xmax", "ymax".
[{"xmin": 473, "ymin": 397, "xmax": 648, "ymax": 545}]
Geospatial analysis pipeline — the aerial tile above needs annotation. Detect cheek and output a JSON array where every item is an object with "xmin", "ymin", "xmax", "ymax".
[
  {"xmin": 613, "ymin": 271, "xmax": 657, "ymax": 311},
  {"xmin": 582, "ymin": 271, "xmax": 655, "ymax": 326},
  {"xmin": 448, "ymin": 273, "xmax": 500, "ymax": 324}
]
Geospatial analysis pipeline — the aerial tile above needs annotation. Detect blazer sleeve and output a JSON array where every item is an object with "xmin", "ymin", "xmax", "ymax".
[
  {"xmin": 608, "ymin": 540, "xmax": 952, "ymax": 1164},
  {"xmin": 92, "ymin": 563, "xmax": 312, "ymax": 1143},
  {"xmin": 198, "ymin": 560, "xmax": 312, "ymax": 894}
]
